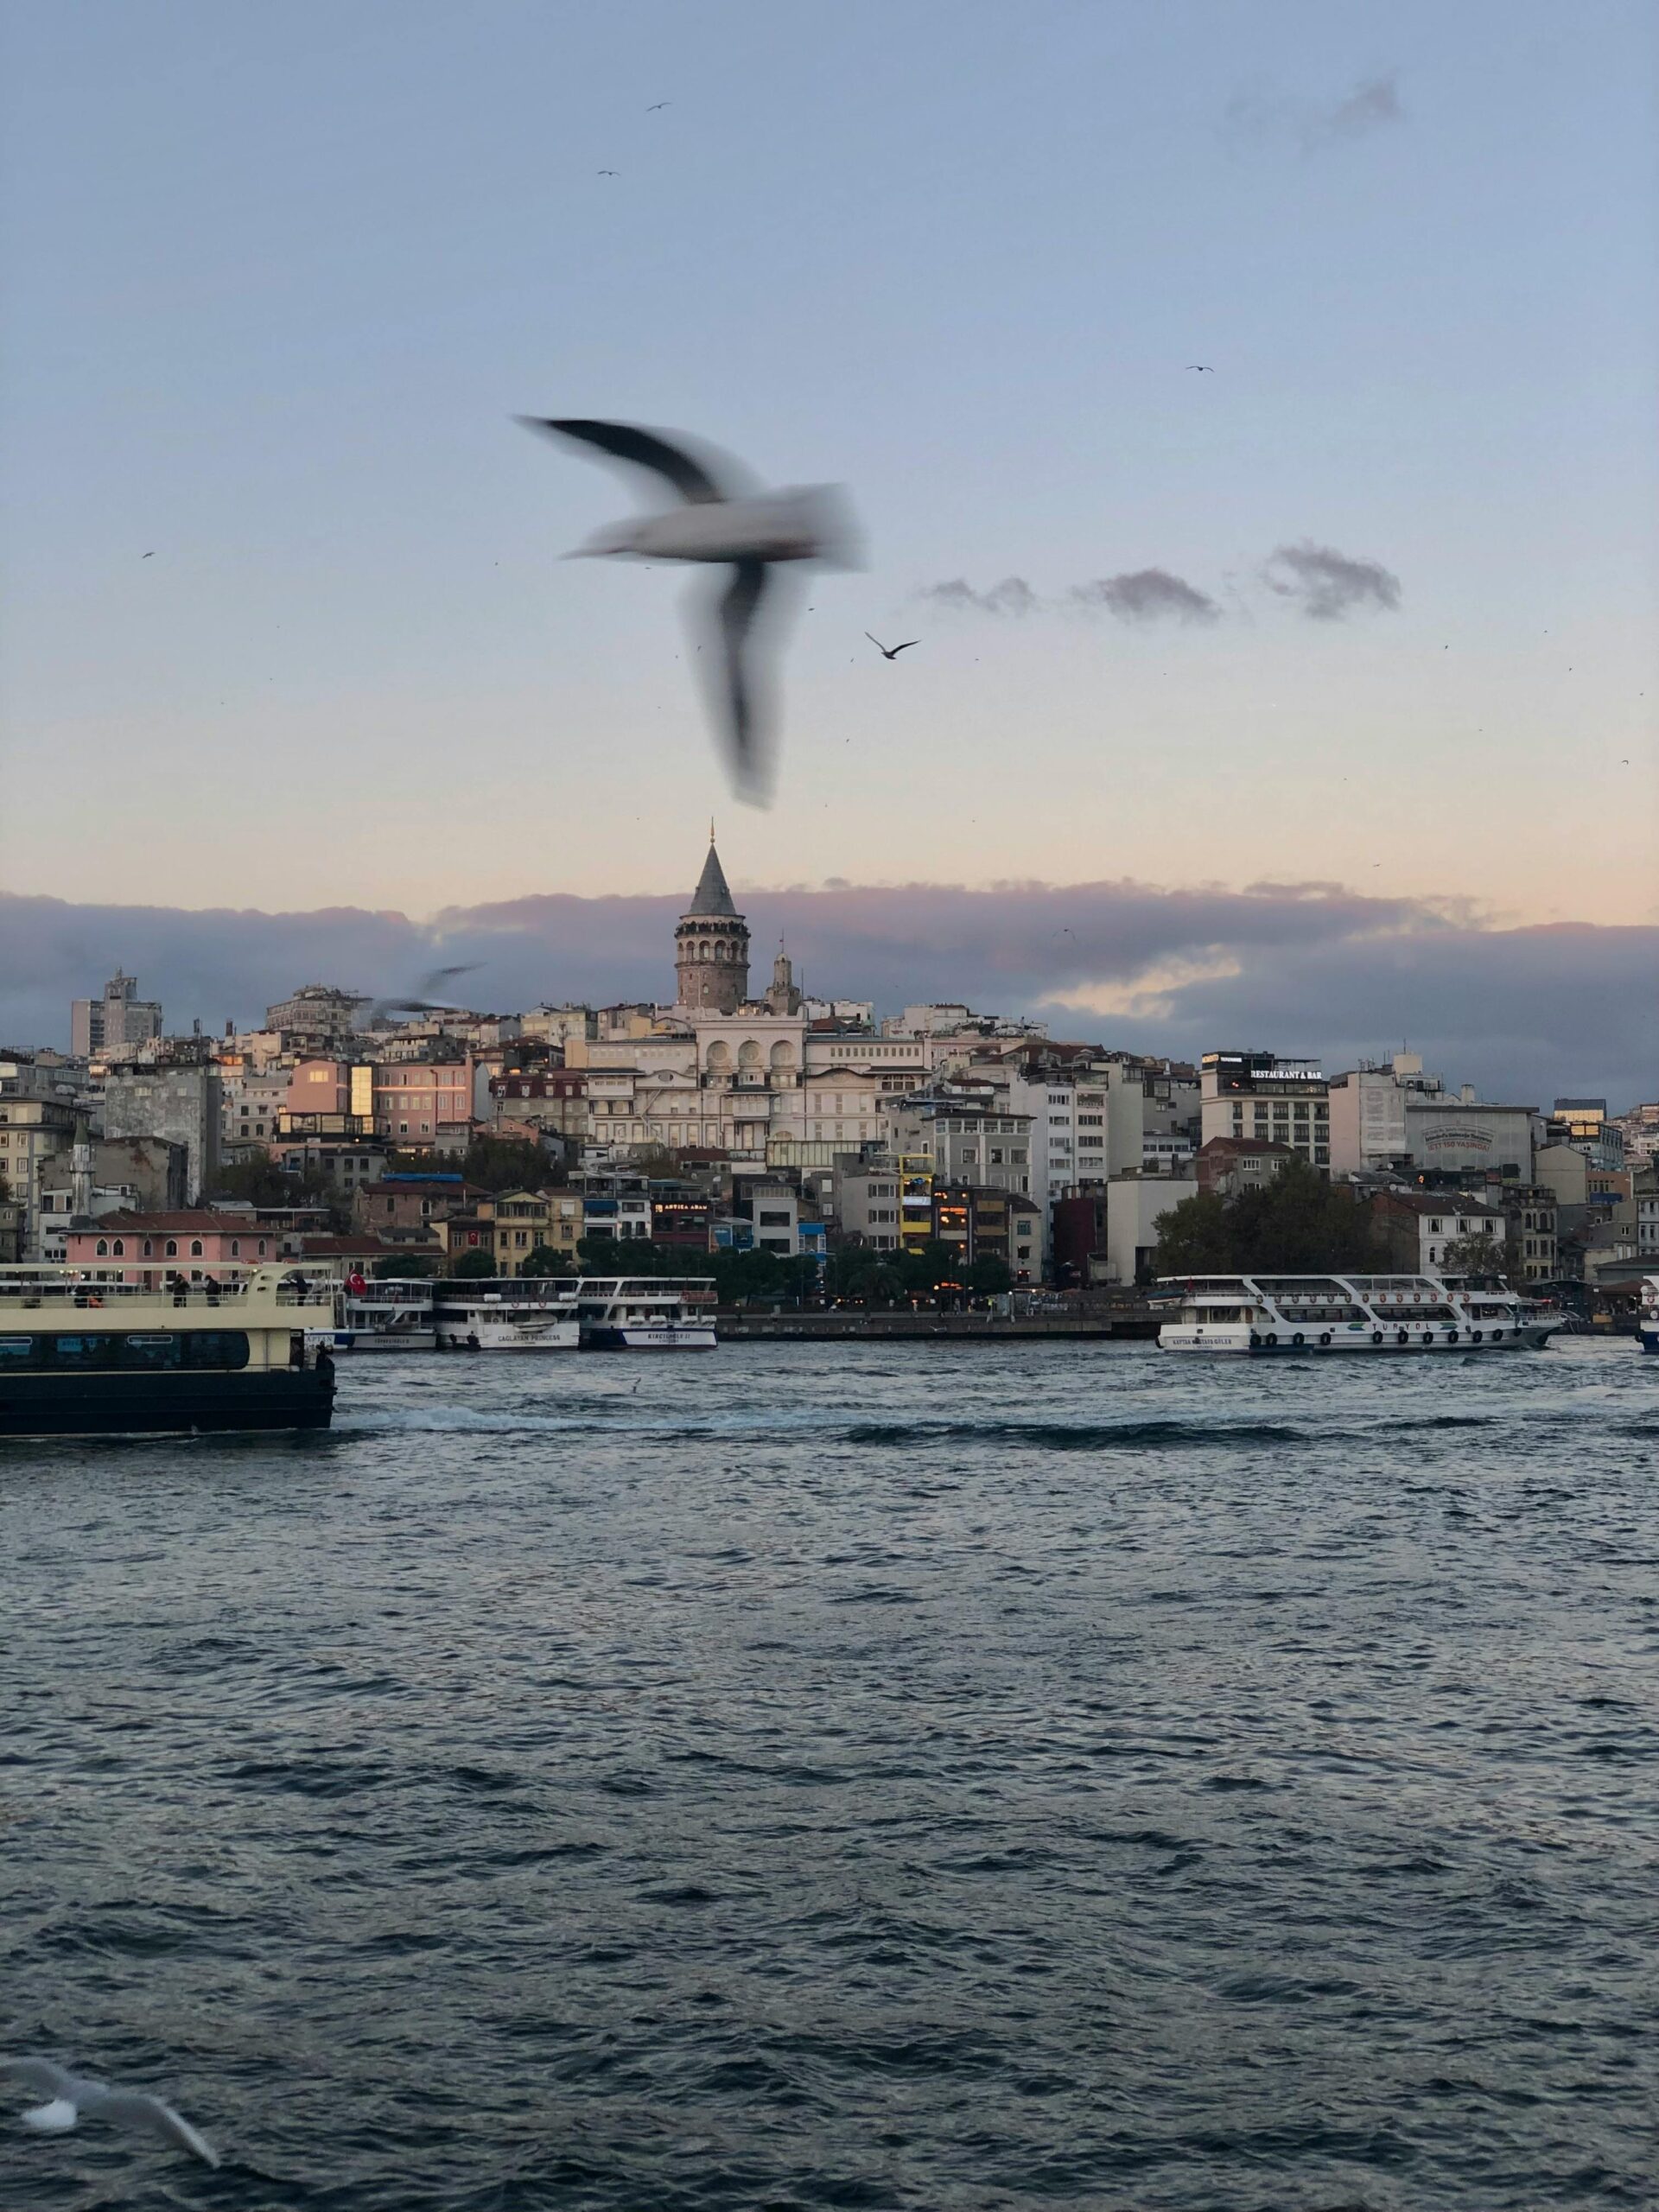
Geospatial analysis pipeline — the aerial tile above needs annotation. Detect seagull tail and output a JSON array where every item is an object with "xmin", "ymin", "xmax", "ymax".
[{"xmin": 22, "ymin": 2101, "xmax": 79, "ymax": 2133}]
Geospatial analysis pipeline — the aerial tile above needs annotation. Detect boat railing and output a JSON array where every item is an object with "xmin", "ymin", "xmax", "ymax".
[{"xmin": 0, "ymin": 1268, "xmax": 337, "ymax": 1313}]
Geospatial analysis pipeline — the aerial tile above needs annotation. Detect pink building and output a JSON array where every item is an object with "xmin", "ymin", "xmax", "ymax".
[{"xmin": 64, "ymin": 1210, "xmax": 280, "ymax": 1287}]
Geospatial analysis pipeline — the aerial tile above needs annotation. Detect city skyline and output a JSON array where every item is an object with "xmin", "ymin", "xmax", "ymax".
[{"xmin": 2, "ymin": 0, "xmax": 1655, "ymax": 931}]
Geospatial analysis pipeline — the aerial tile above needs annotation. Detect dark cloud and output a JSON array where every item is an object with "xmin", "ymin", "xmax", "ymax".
[
  {"xmin": 914, "ymin": 576, "xmax": 1039, "ymax": 616},
  {"xmin": 3, "ymin": 883, "xmax": 1649, "ymax": 1107},
  {"xmin": 1069, "ymin": 569, "xmax": 1221, "ymax": 626},
  {"xmin": 1263, "ymin": 540, "xmax": 1402, "ymax": 621},
  {"xmin": 1226, "ymin": 73, "xmax": 1404, "ymax": 155}
]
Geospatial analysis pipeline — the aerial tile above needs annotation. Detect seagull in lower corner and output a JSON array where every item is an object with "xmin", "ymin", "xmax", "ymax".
[
  {"xmin": 3, "ymin": 2058, "xmax": 219, "ymax": 2167},
  {"xmin": 519, "ymin": 416, "xmax": 859, "ymax": 804},
  {"xmin": 865, "ymin": 632, "xmax": 918, "ymax": 660}
]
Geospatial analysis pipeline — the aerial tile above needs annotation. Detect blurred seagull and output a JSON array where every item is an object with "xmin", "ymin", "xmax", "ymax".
[
  {"xmin": 141, "ymin": 550, "xmax": 155, "ymax": 558},
  {"xmin": 1185, "ymin": 365, "xmax": 1214, "ymax": 372},
  {"xmin": 519, "ymin": 416, "xmax": 858, "ymax": 804},
  {"xmin": 2, "ymin": 2059, "xmax": 219, "ymax": 2168},
  {"xmin": 865, "ymin": 632, "xmax": 918, "ymax": 660},
  {"xmin": 597, "ymin": 168, "xmax": 620, "ymax": 175},
  {"xmin": 366, "ymin": 963, "xmax": 479, "ymax": 1027},
  {"xmin": 647, "ymin": 101, "xmax": 670, "ymax": 110}
]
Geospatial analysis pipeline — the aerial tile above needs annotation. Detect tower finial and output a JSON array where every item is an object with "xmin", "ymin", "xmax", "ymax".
[{"xmin": 709, "ymin": 816, "xmax": 716, "ymax": 846}]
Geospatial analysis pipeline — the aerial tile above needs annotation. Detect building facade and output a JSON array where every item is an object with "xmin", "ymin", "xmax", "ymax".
[
  {"xmin": 1200, "ymin": 1051, "xmax": 1330, "ymax": 1169},
  {"xmin": 71, "ymin": 969, "xmax": 162, "ymax": 1058}
]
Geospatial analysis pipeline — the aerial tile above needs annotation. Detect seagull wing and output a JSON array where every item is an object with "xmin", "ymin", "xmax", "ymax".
[
  {"xmin": 714, "ymin": 560, "xmax": 772, "ymax": 801},
  {"xmin": 887, "ymin": 640, "xmax": 918, "ymax": 655},
  {"xmin": 519, "ymin": 418, "xmax": 734, "ymax": 505},
  {"xmin": 2, "ymin": 2058, "xmax": 79, "ymax": 2101},
  {"xmin": 864, "ymin": 632, "xmax": 891, "ymax": 652},
  {"xmin": 100, "ymin": 2091, "xmax": 220, "ymax": 2168},
  {"xmin": 418, "ymin": 963, "xmax": 478, "ymax": 994}
]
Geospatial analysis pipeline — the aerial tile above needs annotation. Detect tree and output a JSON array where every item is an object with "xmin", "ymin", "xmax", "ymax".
[
  {"xmin": 1440, "ymin": 1230, "xmax": 1507, "ymax": 1281},
  {"xmin": 447, "ymin": 1248, "xmax": 497, "ymax": 1278},
  {"xmin": 461, "ymin": 1136, "xmax": 556, "ymax": 1193},
  {"xmin": 1153, "ymin": 1160, "xmax": 1381, "ymax": 1278},
  {"xmin": 207, "ymin": 1155, "xmax": 346, "ymax": 1230},
  {"xmin": 372, "ymin": 1255, "xmax": 433, "ymax": 1279},
  {"xmin": 966, "ymin": 1254, "xmax": 1013, "ymax": 1295},
  {"xmin": 1149, "ymin": 1192, "xmax": 1234, "ymax": 1274},
  {"xmin": 520, "ymin": 1243, "xmax": 574, "ymax": 1277},
  {"xmin": 626, "ymin": 1144, "xmax": 679, "ymax": 1180}
]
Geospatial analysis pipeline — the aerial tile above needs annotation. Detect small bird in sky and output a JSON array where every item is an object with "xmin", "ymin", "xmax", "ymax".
[
  {"xmin": 2, "ymin": 2059, "xmax": 219, "ymax": 2167},
  {"xmin": 141, "ymin": 550, "xmax": 155, "ymax": 558},
  {"xmin": 1185, "ymin": 364, "xmax": 1214, "ymax": 372},
  {"xmin": 597, "ymin": 168, "xmax": 620, "ymax": 176},
  {"xmin": 647, "ymin": 101, "xmax": 670, "ymax": 111},
  {"xmin": 521, "ymin": 416, "xmax": 858, "ymax": 805},
  {"xmin": 865, "ymin": 632, "xmax": 918, "ymax": 660}
]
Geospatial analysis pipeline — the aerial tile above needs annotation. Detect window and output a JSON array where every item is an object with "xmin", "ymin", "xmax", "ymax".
[
  {"xmin": 182, "ymin": 1332, "xmax": 250, "ymax": 1370},
  {"xmin": 53, "ymin": 1334, "xmax": 115, "ymax": 1368},
  {"xmin": 0, "ymin": 1337, "xmax": 35, "ymax": 1366},
  {"xmin": 165, "ymin": 1239, "xmax": 178, "ymax": 1256},
  {"xmin": 123, "ymin": 1333, "xmax": 181, "ymax": 1370},
  {"xmin": 111, "ymin": 1239, "xmax": 124, "ymax": 1256},
  {"xmin": 96, "ymin": 1239, "xmax": 108, "ymax": 1256},
  {"xmin": 190, "ymin": 1240, "xmax": 204, "ymax": 1257}
]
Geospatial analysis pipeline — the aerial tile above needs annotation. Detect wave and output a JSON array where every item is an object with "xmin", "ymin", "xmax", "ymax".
[{"xmin": 842, "ymin": 1419, "xmax": 1307, "ymax": 1450}]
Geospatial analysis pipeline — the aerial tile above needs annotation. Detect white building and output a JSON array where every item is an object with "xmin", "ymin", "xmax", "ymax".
[
  {"xmin": 71, "ymin": 969, "xmax": 162, "ymax": 1058},
  {"xmin": 1200, "ymin": 1051, "xmax": 1330, "ymax": 1169},
  {"xmin": 1103, "ymin": 1169, "xmax": 1198, "ymax": 1287}
]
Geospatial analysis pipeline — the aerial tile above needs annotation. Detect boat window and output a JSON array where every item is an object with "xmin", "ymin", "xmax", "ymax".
[
  {"xmin": 121, "ymin": 1333, "xmax": 181, "ymax": 1369},
  {"xmin": 0, "ymin": 1336, "xmax": 36, "ymax": 1365},
  {"xmin": 181, "ymin": 1331, "xmax": 251, "ymax": 1370},
  {"xmin": 53, "ymin": 1334, "xmax": 116, "ymax": 1367}
]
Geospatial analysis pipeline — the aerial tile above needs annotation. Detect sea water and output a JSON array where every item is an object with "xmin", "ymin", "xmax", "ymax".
[{"xmin": 3, "ymin": 1338, "xmax": 1656, "ymax": 2208}]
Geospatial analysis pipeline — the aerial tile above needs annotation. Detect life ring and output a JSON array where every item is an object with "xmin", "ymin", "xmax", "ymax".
[
  {"xmin": 1395, "ymin": 1330, "xmax": 1408, "ymax": 1346},
  {"xmin": 1471, "ymin": 1330, "xmax": 1482, "ymax": 1344},
  {"xmin": 1372, "ymin": 1331, "xmax": 1383, "ymax": 1345},
  {"xmin": 1446, "ymin": 1330, "xmax": 1459, "ymax": 1344},
  {"xmin": 1319, "ymin": 1332, "xmax": 1332, "ymax": 1347},
  {"xmin": 1292, "ymin": 1332, "xmax": 1305, "ymax": 1346},
  {"xmin": 1491, "ymin": 1328, "xmax": 1503, "ymax": 1342},
  {"xmin": 1421, "ymin": 1331, "xmax": 1433, "ymax": 1346},
  {"xmin": 1264, "ymin": 1332, "xmax": 1278, "ymax": 1346}
]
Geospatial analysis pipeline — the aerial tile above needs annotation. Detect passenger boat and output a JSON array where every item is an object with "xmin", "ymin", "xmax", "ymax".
[
  {"xmin": 1157, "ymin": 1273, "xmax": 1563, "ymax": 1355},
  {"xmin": 430, "ymin": 1277, "xmax": 579, "ymax": 1351},
  {"xmin": 0, "ymin": 1265, "xmax": 338, "ymax": 1436},
  {"xmin": 1638, "ymin": 1277, "xmax": 1659, "ymax": 1355},
  {"xmin": 339, "ymin": 1278, "xmax": 436, "ymax": 1352},
  {"xmin": 574, "ymin": 1276, "xmax": 718, "ymax": 1350}
]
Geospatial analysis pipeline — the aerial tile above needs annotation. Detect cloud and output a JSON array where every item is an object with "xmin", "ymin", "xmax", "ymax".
[
  {"xmin": 913, "ymin": 576, "xmax": 1039, "ymax": 616},
  {"xmin": 3, "ymin": 882, "xmax": 1651, "ymax": 1107},
  {"xmin": 1069, "ymin": 569, "xmax": 1221, "ymax": 626},
  {"xmin": 1263, "ymin": 540, "xmax": 1402, "ymax": 621},
  {"xmin": 1226, "ymin": 73, "xmax": 1404, "ymax": 155}
]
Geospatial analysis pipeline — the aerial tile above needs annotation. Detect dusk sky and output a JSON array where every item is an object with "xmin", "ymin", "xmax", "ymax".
[{"xmin": 2, "ymin": 1, "xmax": 1655, "ymax": 1090}]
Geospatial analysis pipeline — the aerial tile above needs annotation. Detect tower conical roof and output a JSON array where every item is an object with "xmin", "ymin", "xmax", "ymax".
[{"xmin": 686, "ymin": 838, "xmax": 739, "ymax": 918}]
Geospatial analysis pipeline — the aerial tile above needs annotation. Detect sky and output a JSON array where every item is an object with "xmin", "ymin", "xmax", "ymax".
[{"xmin": 1, "ymin": 1, "xmax": 1655, "ymax": 1094}]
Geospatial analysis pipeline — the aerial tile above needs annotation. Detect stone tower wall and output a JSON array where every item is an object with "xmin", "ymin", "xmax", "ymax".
[{"xmin": 675, "ymin": 918, "xmax": 750, "ymax": 1014}]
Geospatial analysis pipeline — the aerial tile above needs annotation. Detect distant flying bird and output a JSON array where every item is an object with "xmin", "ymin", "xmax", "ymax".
[
  {"xmin": 597, "ymin": 168, "xmax": 620, "ymax": 175},
  {"xmin": 141, "ymin": 550, "xmax": 155, "ymax": 558},
  {"xmin": 520, "ymin": 416, "xmax": 858, "ymax": 805},
  {"xmin": 1185, "ymin": 365, "xmax": 1214, "ymax": 372},
  {"xmin": 366, "ymin": 963, "xmax": 479, "ymax": 1027},
  {"xmin": 865, "ymin": 632, "xmax": 918, "ymax": 660},
  {"xmin": 647, "ymin": 101, "xmax": 670, "ymax": 110},
  {"xmin": 2, "ymin": 2059, "xmax": 219, "ymax": 2168}
]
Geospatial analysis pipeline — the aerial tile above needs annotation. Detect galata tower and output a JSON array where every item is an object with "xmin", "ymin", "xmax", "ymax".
[{"xmin": 674, "ymin": 830, "xmax": 750, "ymax": 1014}]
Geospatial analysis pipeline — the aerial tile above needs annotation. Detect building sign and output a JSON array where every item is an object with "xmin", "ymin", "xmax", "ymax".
[{"xmin": 1423, "ymin": 1127, "xmax": 1493, "ymax": 1154}]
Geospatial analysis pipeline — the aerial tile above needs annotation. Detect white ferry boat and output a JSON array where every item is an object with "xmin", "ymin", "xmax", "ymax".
[
  {"xmin": 1157, "ymin": 1273, "xmax": 1562, "ymax": 1355},
  {"xmin": 340, "ymin": 1278, "xmax": 436, "ymax": 1352},
  {"xmin": 0, "ymin": 1264, "xmax": 338, "ymax": 1436},
  {"xmin": 574, "ymin": 1276, "xmax": 718, "ymax": 1350},
  {"xmin": 1638, "ymin": 1277, "xmax": 1659, "ymax": 1355},
  {"xmin": 431, "ymin": 1277, "xmax": 579, "ymax": 1351}
]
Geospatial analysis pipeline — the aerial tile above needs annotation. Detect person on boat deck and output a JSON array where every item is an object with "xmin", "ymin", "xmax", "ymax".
[
  {"xmin": 167, "ymin": 1271, "xmax": 188, "ymax": 1306},
  {"xmin": 200, "ymin": 1274, "xmax": 220, "ymax": 1303},
  {"xmin": 466, "ymin": 1331, "xmax": 480, "ymax": 1351},
  {"xmin": 314, "ymin": 1346, "xmax": 334, "ymax": 1383}
]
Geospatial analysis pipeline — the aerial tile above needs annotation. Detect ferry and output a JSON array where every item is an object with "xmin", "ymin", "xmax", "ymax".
[
  {"xmin": 1157, "ymin": 1273, "xmax": 1563, "ymax": 1355},
  {"xmin": 574, "ymin": 1275, "xmax": 718, "ymax": 1350},
  {"xmin": 1639, "ymin": 1277, "xmax": 1659, "ymax": 1355},
  {"xmin": 340, "ymin": 1277, "xmax": 436, "ymax": 1352},
  {"xmin": 0, "ymin": 1265, "xmax": 338, "ymax": 1436},
  {"xmin": 431, "ymin": 1277, "xmax": 579, "ymax": 1351}
]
